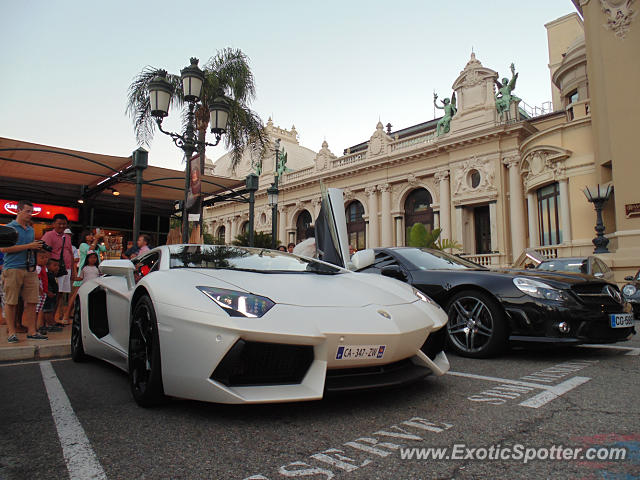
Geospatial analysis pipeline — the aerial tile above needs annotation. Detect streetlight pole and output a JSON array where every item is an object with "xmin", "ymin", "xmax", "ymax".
[
  {"xmin": 147, "ymin": 58, "xmax": 230, "ymax": 244},
  {"xmin": 583, "ymin": 184, "xmax": 613, "ymax": 254},
  {"xmin": 268, "ymin": 139, "xmax": 281, "ymax": 250}
]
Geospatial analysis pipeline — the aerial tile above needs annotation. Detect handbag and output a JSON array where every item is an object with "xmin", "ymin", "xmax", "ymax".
[{"xmin": 55, "ymin": 235, "xmax": 68, "ymax": 277}]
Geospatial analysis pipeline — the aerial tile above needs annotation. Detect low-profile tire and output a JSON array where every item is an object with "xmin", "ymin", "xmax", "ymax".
[
  {"xmin": 128, "ymin": 295, "xmax": 165, "ymax": 407},
  {"xmin": 445, "ymin": 290, "xmax": 508, "ymax": 358},
  {"xmin": 71, "ymin": 297, "xmax": 88, "ymax": 362}
]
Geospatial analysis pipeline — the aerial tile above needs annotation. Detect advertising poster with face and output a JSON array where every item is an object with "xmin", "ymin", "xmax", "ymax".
[{"xmin": 186, "ymin": 154, "xmax": 202, "ymax": 215}]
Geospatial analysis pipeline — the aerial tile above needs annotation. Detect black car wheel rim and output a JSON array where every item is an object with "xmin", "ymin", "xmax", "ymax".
[
  {"xmin": 448, "ymin": 296, "xmax": 493, "ymax": 352},
  {"xmin": 71, "ymin": 300, "xmax": 81, "ymax": 353},
  {"xmin": 130, "ymin": 305, "xmax": 154, "ymax": 395}
]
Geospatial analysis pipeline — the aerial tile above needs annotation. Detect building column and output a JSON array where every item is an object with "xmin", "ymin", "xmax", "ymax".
[
  {"xmin": 527, "ymin": 193, "xmax": 540, "ymax": 247},
  {"xmin": 394, "ymin": 216, "xmax": 403, "ymax": 246},
  {"xmin": 278, "ymin": 207, "xmax": 287, "ymax": 245},
  {"xmin": 230, "ymin": 216, "xmax": 239, "ymax": 242},
  {"xmin": 504, "ymin": 156, "xmax": 526, "ymax": 258},
  {"xmin": 489, "ymin": 201, "xmax": 499, "ymax": 252},
  {"xmin": 435, "ymin": 170, "xmax": 451, "ymax": 241},
  {"xmin": 454, "ymin": 206, "xmax": 464, "ymax": 252},
  {"xmin": 558, "ymin": 177, "xmax": 572, "ymax": 244},
  {"xmin": 225, "ymin": 218, "xmax": 232, "ymax": 245},
  {"xmin": 365, "ymin": 186, "xmax": 379, "ymax": 248},
  {"xmin": 433, "ymin": 211, "xmax": 440, "ymax": 230},
  {"xmin": 379, "ymin": 184, "xmax": 392, "ymax": 247}
]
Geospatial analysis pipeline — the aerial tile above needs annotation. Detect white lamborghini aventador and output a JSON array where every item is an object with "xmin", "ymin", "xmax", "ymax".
[{"xmin": 72, "ymin": 244, "xmax": 450, "ymax": 406}]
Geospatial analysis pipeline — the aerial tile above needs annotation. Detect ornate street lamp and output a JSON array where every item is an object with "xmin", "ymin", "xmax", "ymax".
[
  {"xmin": 148, "ymin": 58, "xmax": 230, "ymax": 243},
  {"xmin": 583, "ymin": 183, "xmax": 613, "ymax": 253}
]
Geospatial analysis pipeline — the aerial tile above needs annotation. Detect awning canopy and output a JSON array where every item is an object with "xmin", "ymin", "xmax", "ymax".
[{"xmin": 0, "ymin": 137, "xmax": 245, "ymax": 213}]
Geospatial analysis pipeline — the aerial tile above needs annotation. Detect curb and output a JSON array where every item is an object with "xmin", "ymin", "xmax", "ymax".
[{"xmin": 0, "ymin": 342, "xmax": 71, "ymax": 362}]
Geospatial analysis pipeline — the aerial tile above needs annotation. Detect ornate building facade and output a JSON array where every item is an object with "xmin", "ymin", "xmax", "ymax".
[{"xmin": 204, "ymin": 5, "xmax": 639, "ymax": 282}]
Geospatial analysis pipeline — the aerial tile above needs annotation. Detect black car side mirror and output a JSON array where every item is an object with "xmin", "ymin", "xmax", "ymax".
[
  {"xmin": 625, "ymin": 276, "xmax": 634, "ymax": 281},
  {"xmin": 381, "ymin": 265, "xmax": 407, "ymax": 282}
]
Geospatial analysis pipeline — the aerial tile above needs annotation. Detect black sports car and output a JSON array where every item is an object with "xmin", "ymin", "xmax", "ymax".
[
  {"xmin": 622, "ymin": 270, "xmax": 640, "ymax": 319},
  {"xmin": 357, "ymin": 247, "xmax": 635, "ymax": 358}
]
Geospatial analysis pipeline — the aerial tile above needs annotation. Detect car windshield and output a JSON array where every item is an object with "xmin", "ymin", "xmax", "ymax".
[
  {"xmin": 537, "ymin": 259, "xmax": 587, "ymax": 274},
  {"xmin": 394, "ymin": 248, "xmax": 482, "ymax": 270},
  {"xmin": 168, "ymin": 245, "xmax": 341, "ymax": 275}
]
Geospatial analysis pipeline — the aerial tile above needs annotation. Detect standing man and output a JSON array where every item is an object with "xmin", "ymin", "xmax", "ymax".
[
  {"xmin": 41, "ymin": 214, "xmax": 76, "ymax": 325},
  {"xmin": 136, "ymin": 234, "xmax": 151, "ymax": 257},
  {"xmin": 0, "ymin": 200, "xmax": 47, "ymax": 342}
]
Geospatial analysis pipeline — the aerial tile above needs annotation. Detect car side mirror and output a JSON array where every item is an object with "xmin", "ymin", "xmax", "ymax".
[
  {"xmin": 381, "ymin": 265, "xmax": 407, "ymax": 282},
  {"xmin": 625, "ymin": 276, "xmax": 634, "ymax": 281},
  {"xmin": 350, "ymin": 249, "xmax": 375, "ymax": 270},
  {"xmin": 100, "ymin": 259, "xmax": 135, "ymax": 289}
]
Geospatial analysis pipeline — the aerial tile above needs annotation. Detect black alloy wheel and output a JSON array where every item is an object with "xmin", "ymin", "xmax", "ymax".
[
  {"xmin": 71, "ymin": 297, "xmax": 87, "ymax": 362},
  {"xmin": 445, "ymin": 290, "xmax": 507, "ymax": 358},
  {"xmin": 128, "ymin": 296, "xmax": 165, "ymax": 407}
]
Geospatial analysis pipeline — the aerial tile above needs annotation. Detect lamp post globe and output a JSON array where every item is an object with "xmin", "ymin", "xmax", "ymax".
[
  {"xmin": 180, "ymin": 58, "xmax": 204, "ymax": 102},
  {"xmin": 209, "ymin": 97, "xmax": 230, "ymax": 137},
  {"xmin": 148, "ymin": 71, "xmax": 172, "ymax": 118}
]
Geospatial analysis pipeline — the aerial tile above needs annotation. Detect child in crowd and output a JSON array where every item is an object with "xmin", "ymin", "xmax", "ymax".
[
  {"xmin": 35, "ymin": 250, "xmax": 61, "ymax": 335},
  {"xmin": 40, "ymin": 258, "xmax": 61, "ymax": 334},
  {"xmin": 75, "ymin": 251, "xmax": 100, "ymax": 285}
]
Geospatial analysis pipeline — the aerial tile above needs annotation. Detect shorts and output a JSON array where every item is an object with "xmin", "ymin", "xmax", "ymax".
[
  {"xmin": 57, "ymin": 271, "xmax": 72, "ymax": 293},
  {"xmin": 1, "ymin": 268, "xmax": 39, "ymax": 305},
  {"xmin": 43, "ymin": 296, "xmax": 56, "ymax": 313}
]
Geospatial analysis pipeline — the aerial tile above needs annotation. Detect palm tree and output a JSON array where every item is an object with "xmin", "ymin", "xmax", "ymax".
[{"xmin": 126, "ymin": 48, "xmax": 266, "ymax": 171}]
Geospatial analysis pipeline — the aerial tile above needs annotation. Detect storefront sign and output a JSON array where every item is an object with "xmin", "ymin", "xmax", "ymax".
[
  {"xmin": 1, "ymin": 199, "xmax": 80, "ymax": 222},
  {"xmin": 625, "ymin": 203, "xmax": 640, "ymax": 218}
]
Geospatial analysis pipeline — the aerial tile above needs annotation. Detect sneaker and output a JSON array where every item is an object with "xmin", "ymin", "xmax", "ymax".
[
  {"xmin": 26, "ymin": 333, "xmax": 48, "ymax": 340},
  {"xmin": 46, "ymin": 325, "xmax": 63, "ymax": 332},
  {"xmin": 7, "ymin": 334, "xmax": 18, "ymax": 343}
]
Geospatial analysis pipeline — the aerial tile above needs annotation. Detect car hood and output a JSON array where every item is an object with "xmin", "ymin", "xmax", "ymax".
[{"xmin": 186, "ymin": 269, "xmax": 418, "ymax": 307}]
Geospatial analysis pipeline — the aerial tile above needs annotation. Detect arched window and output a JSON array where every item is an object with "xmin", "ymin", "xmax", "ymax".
[
  {"xmin": 217, "ymin": 225, "xmax": 226, "ymax": 244},
  {"xmin": 296, "ymin": 210, "xmax": 312, "ymax": 243},
  {"xmin": 404, "ymin": 188, "xmax": 433, "ymax": 245},
  {"xmin": 345, "ymin": 201, "xmax": 366, "ymax": 250}
]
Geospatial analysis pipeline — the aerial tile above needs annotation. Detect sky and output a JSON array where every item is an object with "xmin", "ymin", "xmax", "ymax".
[{"xmin": 0, "ymin": 1, "xmax": 576, "ymax": 171}]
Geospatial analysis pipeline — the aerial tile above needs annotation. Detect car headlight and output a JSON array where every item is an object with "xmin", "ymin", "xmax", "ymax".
[
  {"xmin": 413, "ymin": 287, "xmax": 437, "ymax": 306},
  {"xmin": 623, "ymin": 284, "xmax": 637, "ymax": 297},
  {"xmin": 197, "ymin": 286, "xmax": 275, "ymax": 318},
  {"xmin": 513, "ymin": 277, "xmax": 567, "ymax": 302}
]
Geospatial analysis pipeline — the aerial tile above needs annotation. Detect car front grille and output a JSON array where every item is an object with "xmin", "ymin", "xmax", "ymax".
[
  {"xmin": 324, "ymin": 358, "xmax": 430, "ymax": 393},
  {"xmin": 571, "ymin": 283, "xmax": 623, "ymax": 308},
  {"xmin": 211, "ymin": 340, "xmax": 314, "ymax": 387}
]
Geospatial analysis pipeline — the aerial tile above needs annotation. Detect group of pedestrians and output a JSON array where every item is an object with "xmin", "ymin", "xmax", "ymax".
[{"xmin": 0, "ymin": 200, "xmax": 152, "ymax": 344}]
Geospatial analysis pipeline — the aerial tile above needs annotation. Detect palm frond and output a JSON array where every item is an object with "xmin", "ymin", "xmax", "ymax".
[
  {"xmin": 204, "ymin": 48, "xmax": 256, "ymax": 103},
  {"xmin": 125, "ymin": 67, "xmax": 184, "ymax": 146},
  {"xmin": 223, "ymin": 99, "xmax": 267, "ymax": 173}
]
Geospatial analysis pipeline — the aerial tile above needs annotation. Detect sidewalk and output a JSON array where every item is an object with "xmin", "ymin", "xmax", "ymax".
[{"xmin": 0, "ymin": 324, "xmax": 71, "ymax": 362}]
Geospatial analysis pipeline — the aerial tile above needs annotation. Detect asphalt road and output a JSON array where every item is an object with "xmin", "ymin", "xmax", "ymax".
[{"xmin": 1, "ymin": 337, "xmax": 639, "ymax": 480}]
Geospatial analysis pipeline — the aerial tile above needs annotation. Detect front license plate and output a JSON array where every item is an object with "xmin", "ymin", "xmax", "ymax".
[
  {"xmin": 610, "ymin": 313, "xmax": 634, "ymax": 328},
  {"xmin": 336, "ymin": 345, "xmax": 386, "ymax": 360}
]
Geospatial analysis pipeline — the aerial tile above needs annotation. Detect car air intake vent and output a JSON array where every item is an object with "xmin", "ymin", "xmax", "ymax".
[{"xmin": 211, "ymin": 340, "xmax": 313, "ymax": 387}]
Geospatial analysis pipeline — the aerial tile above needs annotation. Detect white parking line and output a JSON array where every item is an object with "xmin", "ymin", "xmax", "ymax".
[
  {"xmin": 0, "ymin": 357, "xmax": 71, "ymax": 368},
  {"xmin": 578, "ymin": 344, "xmax": 640, "ymax": 356},
  {"xmin": 518, "ymin": 376, "xmax": 591, "ymax": 408},
  {"xmin": 40, "ymin": 361, "xmax": 107, "ymax": 480}
]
